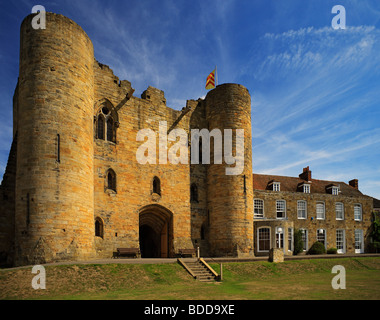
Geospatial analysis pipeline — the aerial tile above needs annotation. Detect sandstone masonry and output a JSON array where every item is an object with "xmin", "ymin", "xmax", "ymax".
[{"xmin": 0, "ymin": 12, "xmax": 375, "ymax": 267}]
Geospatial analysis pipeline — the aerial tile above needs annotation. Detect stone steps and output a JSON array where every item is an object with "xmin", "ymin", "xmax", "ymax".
[{"xmin": 178, "ymin": 259, "xmax": 218, "ymax": 282}]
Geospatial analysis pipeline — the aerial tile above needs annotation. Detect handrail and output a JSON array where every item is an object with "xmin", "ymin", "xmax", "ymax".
[
  {"xmin": 199, "ymin": 258, "xmax": 219, "ymax": 278},
  {"xmin": 177, "ymin": 258, "xmax": 197, "ymax": 279}
]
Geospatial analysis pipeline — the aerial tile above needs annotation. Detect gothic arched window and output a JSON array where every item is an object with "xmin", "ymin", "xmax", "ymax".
[
  {"xmin": 106, "ymin": 169, "xmax": 116, "ymax": 192},
  {"xmin": 107, "ymin": 117, "xmax": 114, "ymax": 142},
  {"xmin": 97, "ymin": 115, "xmax": 105, "ymax": 140},
  {"xmin": 95, "ymin": 217, "xmax": 104, "ymax": 238},
  {"xmin": 96, "ymin": 101, "xmax": 118, "ymax": 143}
]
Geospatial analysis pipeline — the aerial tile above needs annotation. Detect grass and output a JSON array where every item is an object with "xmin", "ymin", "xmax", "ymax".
[{"xmin": 0, "ymin": 257, "xmax": 379, "ymax": 300}]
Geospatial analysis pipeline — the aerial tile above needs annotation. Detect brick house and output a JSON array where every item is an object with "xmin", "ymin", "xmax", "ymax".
[{"xmin": 253, "ymin": 167, "xmax": 373, "ymax": 256}]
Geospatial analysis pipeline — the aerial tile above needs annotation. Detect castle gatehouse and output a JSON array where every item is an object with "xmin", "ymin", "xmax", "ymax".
[{"xmin": 0, "ymin": 12, "xmax": 374, "ymax": 267}]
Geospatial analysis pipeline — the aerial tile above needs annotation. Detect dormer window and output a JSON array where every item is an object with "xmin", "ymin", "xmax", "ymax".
[
  {"xmin": 303, "ymin": 184, "xmax": 310, "ymax": 194},
  {"xmin": 269, "ymin": 181, "xmax": 281, "ymax": 192},
  {"xmin": 298, "ymin": 182, "xmax": 311, "ymax": 193},
  {"xmin": 326, "ymin": 184, "xmax": 340, "ymax": 195}
]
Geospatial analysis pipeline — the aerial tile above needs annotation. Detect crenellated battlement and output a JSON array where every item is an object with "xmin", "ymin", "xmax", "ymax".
[{"xmin": 1, "ymin": 12, "xmax": 254, "ymax": 266}]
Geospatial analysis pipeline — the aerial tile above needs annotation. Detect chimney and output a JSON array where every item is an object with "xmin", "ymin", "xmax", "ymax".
[
  {"xmin": 299, "ymin": 166, "xmax": 312, "ymax": 182},
  {"xmin": 349, "ymin": 179, "xmax": 359, "ymax": 190}
]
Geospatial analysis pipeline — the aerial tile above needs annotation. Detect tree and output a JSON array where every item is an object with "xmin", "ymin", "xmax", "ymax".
[
  {"xmin": 370, "ymin": 212, "xmax": 380, "ymax": 253},
  {"xmin": 293, "ymin": 229, "xmax": 304, "ymax": 256}
]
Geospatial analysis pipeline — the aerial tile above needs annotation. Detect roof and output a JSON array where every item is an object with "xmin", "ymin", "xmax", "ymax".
[
  {"xmin": 374, "ymin": 198, "xmax": 380, "ymax": 209},
  {"xmin": 253, "ymin": 173, "xmax": 364, "ymax": 197}
]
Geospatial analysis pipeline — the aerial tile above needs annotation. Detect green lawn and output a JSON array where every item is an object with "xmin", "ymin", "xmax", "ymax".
[{"xmin": 1, "ymin": 257, "xmax": 379, "ymax": 300}]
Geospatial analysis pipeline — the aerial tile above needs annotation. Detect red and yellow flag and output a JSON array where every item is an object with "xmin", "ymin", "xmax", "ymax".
[{"xmin": 205, "ymin": 69, "xmax": 216, "ymax": 90}]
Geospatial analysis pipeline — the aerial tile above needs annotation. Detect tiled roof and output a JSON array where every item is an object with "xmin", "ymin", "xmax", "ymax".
[{"xmin": 253, "ymin": 173, "xmax": 364, "ymax": 197}]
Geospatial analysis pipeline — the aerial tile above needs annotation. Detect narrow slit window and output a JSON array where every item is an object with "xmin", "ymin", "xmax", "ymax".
[
  {"xmin": 26, "ymin": 193, "xmax": 30, "ymax": 226},
  {"xmin": 201, "ymin": 224, "xmax": 206, "ymax": 240},
  {"xmin": 57, "ymin": 134, "xmax": 61, "ymax": 163},
  {"xmin": 190, "ymin": 184, "xmax": 198, "ymax": 202},
  {"xmin": 153, "ymin": 177, "xmax": 161, "ymax": 195}
]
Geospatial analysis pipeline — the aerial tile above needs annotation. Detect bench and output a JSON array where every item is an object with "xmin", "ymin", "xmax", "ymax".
[
  {"xmin": 116, "ymin": 248, "xmax": 140, "ymax": 259},
  {"xmin": 178, "ymin": 248, "xmax": 196, "ymax": 258}
]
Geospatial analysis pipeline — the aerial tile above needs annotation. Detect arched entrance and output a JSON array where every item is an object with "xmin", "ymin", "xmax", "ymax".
[{"xmin": 139, "ymin": 205, "xmax": 173, "ymax": 258}]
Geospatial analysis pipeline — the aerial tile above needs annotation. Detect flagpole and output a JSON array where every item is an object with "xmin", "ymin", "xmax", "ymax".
[{"xmin": 215, "ymin": 65, "xmax": 218, "ymax": 87}]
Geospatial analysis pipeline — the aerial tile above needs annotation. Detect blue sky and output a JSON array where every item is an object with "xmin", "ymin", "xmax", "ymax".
[{"xmin": 0, "ymin": 0, "xmax": 379, "ymax": 199}]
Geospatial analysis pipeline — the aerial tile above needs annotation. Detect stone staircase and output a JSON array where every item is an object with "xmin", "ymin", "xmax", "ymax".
[{"xmin": 178, "ymin": 258, "xmax": 219, "ymax": 282}]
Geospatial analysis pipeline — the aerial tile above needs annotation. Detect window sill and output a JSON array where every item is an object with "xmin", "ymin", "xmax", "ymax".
[
  {"xmin": 151, "ymin": 192, "xmax": 161, "ymax": 202},
  {"xmin": 95, "ymin": 139, "xmax": 117, "ymax": 146},
  {"xmin": 105, "ymin": 189, "xmax": 117, "ymax": 196}
]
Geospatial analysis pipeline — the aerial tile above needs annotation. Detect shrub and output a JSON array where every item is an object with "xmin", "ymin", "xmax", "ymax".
[
  {"xmin": 327, "ymin": 247, "xmax": 338, "ymax": 254},
  {"xmin": 307, "ymin": 241, "xmax": 326, "ymax": 255},
  {"xmin": 293, "ymin": 229, "xmax": 304, "ymax": 256}
]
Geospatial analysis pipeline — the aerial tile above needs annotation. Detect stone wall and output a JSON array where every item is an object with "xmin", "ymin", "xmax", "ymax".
[
  {"xmin": 2, "ymin": 11, "xmax": 374, "ymax": 266},
  {"xmin": 92, "ymin": 63, "xmax": 196, "ymax": 258},
  {"xmin": 14, "ymin": 13, "xmax": 96, "ymax": 266},
  {"xmin": 0, "ymin": 136, "xmax": 17, "ymax": 266},
  {"xmin": 269, "ymin": 248, "xmax": 284, "ymax": 263},
  {"xmin": 206, "ymin": 84, "xmax": 254, "ymax": 257},
  {"xmin": 253, "ymin": 189, "xmax": 373, "ymax": 254}
]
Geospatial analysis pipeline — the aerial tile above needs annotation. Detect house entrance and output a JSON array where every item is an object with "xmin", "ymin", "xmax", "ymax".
[{"xmin": 139, "ymin": 205, "xmax": 173, "ymax": 258}]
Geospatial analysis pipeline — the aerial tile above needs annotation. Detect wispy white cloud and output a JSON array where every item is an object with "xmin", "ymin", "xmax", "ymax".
[{"xmin": 249, "ymin": 24, "xmax": 380, "ymax": 198}]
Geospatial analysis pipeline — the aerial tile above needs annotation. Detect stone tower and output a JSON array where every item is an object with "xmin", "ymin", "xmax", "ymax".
[
  {"xmin": 205, "ymin": 84, "xmax": 254, "ymax": 257},
  {"xmin": 0, "ymin": 12, "xmax": 257, "ymax": 267},
  {"xmin": 14, "ymin": 13, "xmax": 96, "ymax": 265}
]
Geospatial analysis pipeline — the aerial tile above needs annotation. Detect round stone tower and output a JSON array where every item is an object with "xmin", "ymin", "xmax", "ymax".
[
  {"xmin": 205, "ymin": 84, "xmax": 253, "ymax": 257},
  {"xmin": 14, "ymin": 13, "xmax": 95, "ymax": 266}
]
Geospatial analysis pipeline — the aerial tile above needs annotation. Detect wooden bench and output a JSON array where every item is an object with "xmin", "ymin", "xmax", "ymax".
[
  {"xmin": 116, "ymin": 248, "xmax": 140, "ymax": 259},
  {"xmin": 178, "ymin": 248, "xmax": 196, "ymax": 258}
]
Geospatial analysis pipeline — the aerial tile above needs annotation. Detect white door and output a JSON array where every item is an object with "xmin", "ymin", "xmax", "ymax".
[
  {"xmin": 336, "ymin": 229, "xmax": 345, "ymax": 254},
  {"xmin": 276, "ymin": 227, "xmax": 284, "ymax": 249},
  {"xmin": 355, "ymin": 229, "xmax": 364, "ymax": 254}
]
